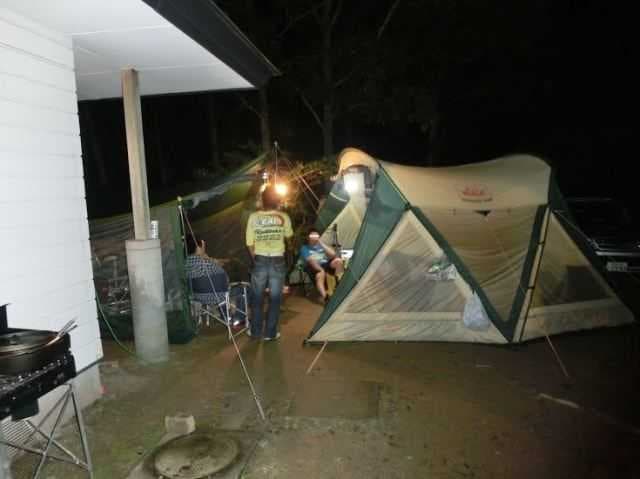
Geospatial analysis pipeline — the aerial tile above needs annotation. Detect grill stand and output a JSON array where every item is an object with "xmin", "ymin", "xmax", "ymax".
[{"xmin": 0, "ymin": 381, "xmax": 93, "ymax": 479}]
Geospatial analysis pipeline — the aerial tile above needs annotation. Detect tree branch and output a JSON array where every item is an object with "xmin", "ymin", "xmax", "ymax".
[
  {"xmin": 377, "ymin": 0, "xmax": 401, "ymax": 39},
  {"xmin": 298, "ymin": 90, "xmax": 325, "ymax": 131},
  {"xmin": 330, "ymin": 0, "xmax": 343, "ymax": 29},
  {"xmin": 334, "ymin": 67, "xmax": 358, "ymax": 88},
  {"xmin": 279, "ymin": 3, "xmax": 322, "ymax": 37},
  {"xmin": 236, "ymin": 93, "xmax": 262, "ymax": 119}
]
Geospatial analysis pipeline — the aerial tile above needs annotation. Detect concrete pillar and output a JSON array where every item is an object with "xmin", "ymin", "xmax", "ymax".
[
  {"xmin": 126, "ymin": 239, "xmax": 169, "ymax": 363},
  {"xmin": 122, "ymin": 68, "xmax": 169, "ymax": 363}
]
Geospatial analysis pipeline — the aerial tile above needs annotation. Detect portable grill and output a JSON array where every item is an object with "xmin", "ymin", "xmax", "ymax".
[{"xmin": 0, "ymin": 304, "xmax": 93, "ymax": 479}]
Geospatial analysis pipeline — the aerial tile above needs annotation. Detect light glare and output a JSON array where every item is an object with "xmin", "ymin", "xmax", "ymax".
[
  {"xmin": 344, "ymin": 176, "xmax": 360, "ymax": 194},
  {"xmin": 275, "ymin": 183, "xmax": 288, "ymax": 196}
]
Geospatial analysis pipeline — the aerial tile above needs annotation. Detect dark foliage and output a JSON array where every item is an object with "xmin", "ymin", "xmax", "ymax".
[{"xmin": 80, "ymin": 0, "xmax": 636, "ymax": 219}]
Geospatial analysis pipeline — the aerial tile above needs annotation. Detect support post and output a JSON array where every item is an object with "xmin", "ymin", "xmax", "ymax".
[
  {"xmin": 121, "ymin": 68, "xmax": 169, "ymax": 363},
  {"xmin": 122, "ymin": 68, "xmax": 150, "ymax": 241}
]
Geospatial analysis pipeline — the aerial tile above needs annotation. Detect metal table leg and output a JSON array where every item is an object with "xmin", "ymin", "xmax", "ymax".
[{"xmin": 0, "ymin": 381, "xmax": 94, "ymax": 478}]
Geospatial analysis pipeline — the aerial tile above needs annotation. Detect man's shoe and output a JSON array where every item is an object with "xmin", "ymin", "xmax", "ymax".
[
  {"xmin": 263, "ymin": 332, "xmax": 281, "ymax": 341},
  {"xmin": 246, "ymin": 329, "xmax": 258, "ymax": 339}
]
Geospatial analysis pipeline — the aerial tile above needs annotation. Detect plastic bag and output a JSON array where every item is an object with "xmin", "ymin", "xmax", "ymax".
[
  {"xmin": 463, "ymin": 292, "xmax": 491, "ymax": 331},
  {"xmin": 426, "ymin": 257, "xmax": 457, "ymax": 281}
]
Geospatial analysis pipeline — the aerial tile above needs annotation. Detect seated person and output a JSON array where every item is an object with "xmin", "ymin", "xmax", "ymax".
[
  {"xmin": 185, "ymin": 238, "xmax": 245, "ymax": 327},
  {"xmin": 299, "ymin": 229, "xmax": 344, "ymax": 302}
]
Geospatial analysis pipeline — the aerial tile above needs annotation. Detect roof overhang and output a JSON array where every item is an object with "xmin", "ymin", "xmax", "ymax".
[{"xmin": 3, "ymin": 0, "xmax": 279, "ymax": 100}]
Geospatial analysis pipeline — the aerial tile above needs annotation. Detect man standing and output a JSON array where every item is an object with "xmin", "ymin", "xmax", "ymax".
[
  {"xmin": 299, "ymin": 229, "xmax": 344, "ymax": 302},
  {"xmin": 246, "ymin": 185, "xmax": 293, "ymax": 340}
]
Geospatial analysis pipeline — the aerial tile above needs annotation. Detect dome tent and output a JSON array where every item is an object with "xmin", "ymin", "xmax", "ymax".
[{"xmin": 308, "ymin": 148, "xmax": 633, "ymax": 344}]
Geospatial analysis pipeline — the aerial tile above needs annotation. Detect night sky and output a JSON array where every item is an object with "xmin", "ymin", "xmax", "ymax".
[{"xmin": 80, "ymin": 1, "xmax": 634, "ymax": 220}]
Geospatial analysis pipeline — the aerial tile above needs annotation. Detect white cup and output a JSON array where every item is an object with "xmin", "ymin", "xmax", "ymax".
[{"xmin": 149, "ymin": 220, "xmax": 159, "ymax": 239}]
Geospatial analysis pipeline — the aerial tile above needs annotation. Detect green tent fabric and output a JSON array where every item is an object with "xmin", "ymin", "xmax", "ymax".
[
  {"xmin": 315, "ymin": 182, "xmax": 349, "ymax": 234},
  {"xmin": 307, "ymin": 148, "xmax": 633, "ymax": 344},
  {"xmin": 181, "ymin": 155, "xmax": 265, "ymax": 282}
]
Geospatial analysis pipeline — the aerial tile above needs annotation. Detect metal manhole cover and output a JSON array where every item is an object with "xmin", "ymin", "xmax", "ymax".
[{"xmin": 153, "ymin": 433, "xmax": 240, "ymax": 479}]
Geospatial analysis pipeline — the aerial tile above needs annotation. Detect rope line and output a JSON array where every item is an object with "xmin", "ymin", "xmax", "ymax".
[{"xmin": 178, "ymin": 204, "xmax": 267, "ymax": 422}]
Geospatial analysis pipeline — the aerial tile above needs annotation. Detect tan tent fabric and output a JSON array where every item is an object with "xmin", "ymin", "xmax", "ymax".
[
  {"xmin": 520, "ymin": 301, "xmax": 631, "ymax": 341},
  {"xmin": 337, "ymin": 147, "xmax": 380, "ymax": 175},
  {"xmin": 382, "ymin": 155, "xmax": 550, "ymax": 210}
]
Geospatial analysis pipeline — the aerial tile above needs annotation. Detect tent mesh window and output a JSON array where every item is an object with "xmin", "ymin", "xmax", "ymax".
[
  {"xmin": 320, "ymin": 202, "xmax": 365, "ymax": 250},
  {"xmin": 344, "ymin": 213, "xmax": 466, "ymax": 314},
  {"xmin": 532, "ymin": 213, "xmax": 610, "ymax": 307},
  {"xmin": 421, "ymin": 205, "xmax": 539, "ymax": 323}
]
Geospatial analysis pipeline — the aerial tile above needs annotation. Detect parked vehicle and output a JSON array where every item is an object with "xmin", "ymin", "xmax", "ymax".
[{"xmin": 565, "ymin": 197, "xmax": 640, "ymax": 273}]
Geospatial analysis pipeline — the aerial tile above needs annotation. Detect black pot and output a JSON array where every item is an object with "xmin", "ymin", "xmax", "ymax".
[{"xmin": 0, "ymin": 330, "xmax": 71, "ymax": 375}]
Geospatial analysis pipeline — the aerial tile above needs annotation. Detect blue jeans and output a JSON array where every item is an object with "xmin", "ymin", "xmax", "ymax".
[{"xmin": 250, "ymin": 256, "xmax": 286, "ymax": 338}]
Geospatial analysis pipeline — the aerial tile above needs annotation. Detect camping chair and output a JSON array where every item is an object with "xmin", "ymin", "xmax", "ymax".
[
  {"xmin": 297, "ymin": 258, "xmax": 339, "ymax": 298},
  {"xmin": 294, "ymin": 258, "xmax": 314, "ymax": 296},
  {"xmin": 188, "ymin": 272, "xmax": 250, "ymax": 339}
]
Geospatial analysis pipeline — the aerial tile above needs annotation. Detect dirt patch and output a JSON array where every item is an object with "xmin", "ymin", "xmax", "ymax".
[{"xmin": 288, "ymin": 379, "xmax": 381, "ymax": 419}]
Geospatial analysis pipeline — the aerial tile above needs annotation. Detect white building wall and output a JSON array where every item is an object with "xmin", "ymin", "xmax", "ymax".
[{"xmin": 0, "ymin": 7, "xmax": 102, "ymax": 370}]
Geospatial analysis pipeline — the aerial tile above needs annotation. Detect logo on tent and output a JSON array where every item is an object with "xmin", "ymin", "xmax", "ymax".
[{"xmin": 457, "ymin": 184, "xmax": 493, "ymax": 203}]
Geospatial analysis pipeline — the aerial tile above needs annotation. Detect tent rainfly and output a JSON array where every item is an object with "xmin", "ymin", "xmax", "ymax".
[{"xmin": 307, "ymin": 148, "xmax": 634, "ymax": 344}]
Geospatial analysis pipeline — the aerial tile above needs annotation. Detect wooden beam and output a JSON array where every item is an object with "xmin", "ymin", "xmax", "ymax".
[{"xmin": 122, "ymin": 68, "xmax": 150, "ymax": 240}]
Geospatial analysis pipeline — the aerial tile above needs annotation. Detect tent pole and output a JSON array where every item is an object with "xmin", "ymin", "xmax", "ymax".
[
  {"xmin": 518, "ymin": 207, "xmax": 551, "ymax": 342},
  {"xmin": 545, "ymin": 334, "xmax": 570, "ymax": 379},
  {"xmin": 306, "ymin": 341, "xmax": 328, "ymax": 375}
]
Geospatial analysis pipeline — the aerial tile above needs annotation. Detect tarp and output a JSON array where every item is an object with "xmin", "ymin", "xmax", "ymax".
[
  {"xmin": 90, "ymin": 154, "xmax": 265, "ymax": 343},
  {"xmin": 307, "ymin": 148, "xmax": 633, "ymax": 344}
]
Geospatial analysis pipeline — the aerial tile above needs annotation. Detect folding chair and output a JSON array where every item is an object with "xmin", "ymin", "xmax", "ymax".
[
  {"xmin": 298, "ymin": 259, "xmax": 339, "ymax": 298},
  {"xmin": 294, "ymin": 258, "xmax": 314, "ymax": 296},
  {"xmin": 188, "ymin": 272, "xmax": 250, "ymax": 339}
]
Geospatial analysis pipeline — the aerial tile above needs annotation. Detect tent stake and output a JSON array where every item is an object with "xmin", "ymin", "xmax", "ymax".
[
  {"xmin": 545, "ymin": 334, "xmax": 570, "ymax": 379},
  {"xmin": 306, "ymin": 341, "xmax": 328, "ymax": 375}
]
